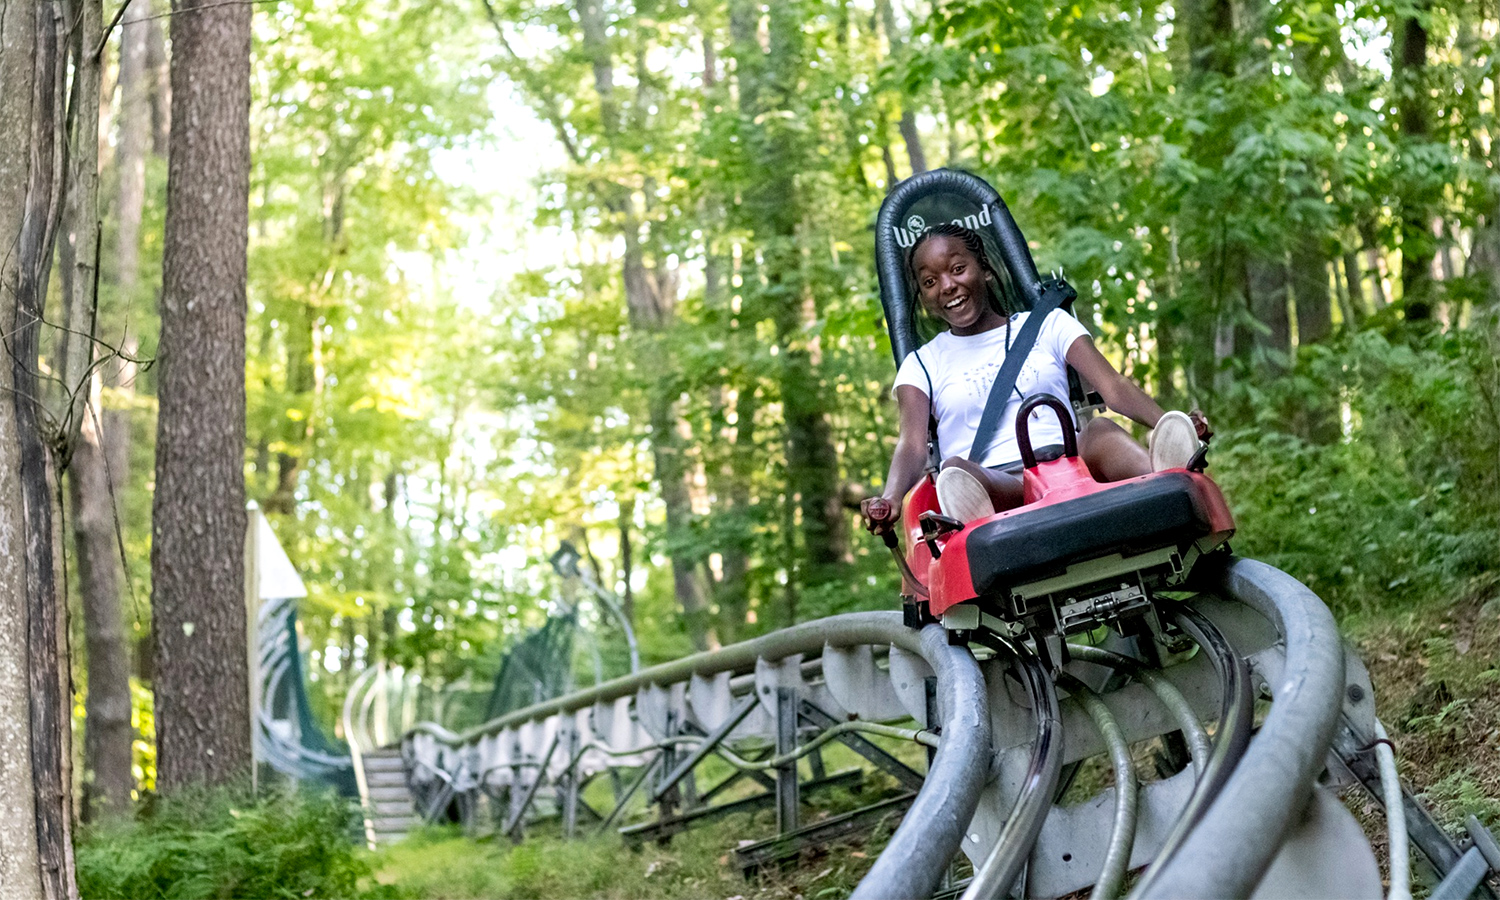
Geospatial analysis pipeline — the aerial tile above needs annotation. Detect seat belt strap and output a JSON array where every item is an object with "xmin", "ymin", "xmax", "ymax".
[{"xmin": 966, "ymin": 277, "xmax": 1078, "ymax": 464}]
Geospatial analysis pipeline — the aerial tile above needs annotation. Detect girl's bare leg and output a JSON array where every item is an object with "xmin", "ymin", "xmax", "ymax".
[
  {"xmin": 1078, "ymin": 417, "xmax": 1151, "ymax": 482},
  {"xmin": 939, "ymin": 456, "xmax": 1024, "ymax": 511}
]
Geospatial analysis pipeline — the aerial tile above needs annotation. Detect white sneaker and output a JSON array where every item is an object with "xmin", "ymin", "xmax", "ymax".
[
  {"xmin": 1150, "ymin": 410, "xmax": 1201, "ymax": 472},
  {"xmin": 936, "ymin": 468, "xmax": 996, "ymax": 523}
]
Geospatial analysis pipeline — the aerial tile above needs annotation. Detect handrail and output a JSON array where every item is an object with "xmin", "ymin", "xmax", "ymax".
[
  {"xmin": 410, "ymin": 612, "xmax": 930, "ymax": 745},
  {"xmin": 406, "ymin": 612, "xmax": 992, "ymax": 900}
]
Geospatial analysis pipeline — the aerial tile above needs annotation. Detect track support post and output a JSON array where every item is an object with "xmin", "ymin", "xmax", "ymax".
[
  {"xmin": 776, "ymin": 686, "xmax": 801, "ymax": 835},
  {"xmin": 562, "ymin": 723, "xmax": 580, "ymax": 839}
]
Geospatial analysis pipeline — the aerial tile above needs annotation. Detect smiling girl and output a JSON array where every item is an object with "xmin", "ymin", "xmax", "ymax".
[{"xmin": 860, "ymin": 223, "xmax": 1209, "ymax": 534}]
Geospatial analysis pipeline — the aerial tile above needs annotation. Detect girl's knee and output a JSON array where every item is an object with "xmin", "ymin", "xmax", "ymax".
[{"xmin": 940, "ymin": 456, "xmax": 973, "ymax": 472}]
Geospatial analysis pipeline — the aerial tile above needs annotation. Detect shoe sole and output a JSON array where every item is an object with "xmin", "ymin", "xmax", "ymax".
[
  {"xmin": 1150, "ymin": 411, "xmax": 1201, "ymax": 471},
  {"xmin": 936, "ymin": 468, "xmax": 996, "ymax": 523}
]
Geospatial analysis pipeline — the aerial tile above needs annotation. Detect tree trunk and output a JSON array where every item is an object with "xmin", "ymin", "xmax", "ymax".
[
  {"xmin": 145, "ymin": 0, "xmax": 171, "ymax": 157},
  {"xmin": 1, "ymin": 1, "xmax": 80, "ymax": 895},
  {"xmin": 58, "ymin": 0, "xmax": 134, "ymax": 822},
  {"xmin": 106, "ymin": 0, "xmax": 153, "ymax": 491},
  {"xmin": 874, "ymin": 0, "xmax": 926, "ymax": 175},
  {"xmin": 1246, "ymin": 257, "xmax": 1291, "ymax": 374},
  {"xmin": 1395, "ymin": 2, "xmax": 1435, "ymax": 321},
  {"xmin": 1291, "ymin": 249, "xmax": 1332, "ymax": 347},
  {"xmin": 151, "ymin": 0, "xmax": 253, "ymax": 792},
  {"xmin": 735, "ymin": 0, "xmax": 850, "ymax": 621},
  {"xmin": 571, "ymin": 0, "xmax": 716, "ymax": 650},
  {"xmin": 71, "ymin": 377, "xmax": 134, "ymax": 818}
]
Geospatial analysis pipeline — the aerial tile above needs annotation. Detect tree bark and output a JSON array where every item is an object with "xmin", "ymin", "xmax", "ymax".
[
  {"xmin": 1, "ymin": 2, "xmax": 80, "ymax": 895},
  {"xmin": 1395, "ymin": 2, "xmax": 1435, "ymax": 321},
  {"xmin": 58, "ymin": 0, "xmax": 134, "ymax": 822},
  {"xmin": 874, "ymin": 0, "xmax": 927, "ymax": 175},
  {"xmin": 71, "ymin": 377, "xmax": 133, "ymax": 818},
  {"xmin": 151, "ymin": 0, "xmax": 253, "ymax": 792}
]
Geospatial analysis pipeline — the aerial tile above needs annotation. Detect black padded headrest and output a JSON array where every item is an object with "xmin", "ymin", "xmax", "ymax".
[{"xmin": 874, "ymin": 169, "xmax": 1044, "ymax": 366}]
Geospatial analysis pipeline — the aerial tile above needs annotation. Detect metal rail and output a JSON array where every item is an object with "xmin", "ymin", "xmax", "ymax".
[
  {"xmin": 396, "ymin": 558, "xmax": 1443, "ymax": 900},
  {"xmin": 959, "ymin": 637, "xmax": 1062, "ymax": 900},
  {"xmin": 1133, "ymin": 558, "xmax": 1348, "ymax": 898}
]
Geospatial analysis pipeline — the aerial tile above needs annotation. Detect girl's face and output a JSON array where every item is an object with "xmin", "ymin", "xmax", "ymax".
[{"xmin": 912, "ymin": 235, "xmax": 1004, "ymax": 335}]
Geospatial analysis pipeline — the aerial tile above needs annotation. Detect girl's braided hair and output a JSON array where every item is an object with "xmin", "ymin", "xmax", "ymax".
[{"xmin": 905, "ymin": 222, "xmax": 1011, "ymax": 337}]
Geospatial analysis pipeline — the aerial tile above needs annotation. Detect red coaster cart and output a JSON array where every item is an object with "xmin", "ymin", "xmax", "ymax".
[{"xmin": 873, "ymin": 170, "xmax": 1235, "ymax": 666}]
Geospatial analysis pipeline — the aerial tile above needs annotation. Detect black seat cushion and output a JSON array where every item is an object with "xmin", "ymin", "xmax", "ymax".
[{"xmin": 966, "ymin": 472, "xmax": 1222, "ymax": 595}]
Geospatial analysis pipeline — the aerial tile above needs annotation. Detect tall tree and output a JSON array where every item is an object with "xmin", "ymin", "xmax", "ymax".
[
  {"xmin": 1394, "ymin": 0, "xmax": 1436, "ymax": 321},
  {"xmin": 151, "ymin": 0, "xmax": 254, "ymax": 791},
  {"xmin": 0, "ymin": 0, "xmax": 80, "ymax": 895},
  {"xmin": 56, "ymin": 0, "xmax": 134, "ymax": 821}
]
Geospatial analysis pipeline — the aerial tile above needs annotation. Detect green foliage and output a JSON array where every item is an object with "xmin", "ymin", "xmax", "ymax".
[
  {"xmin": 75, "ymin": 787, "xmax": 395, "ymax": 900},
  {"xmin": 1213, "ymin": 322, "xmax": 1500, "ymax": 617},
  {"xmin": 372, "ymin": 821, "xmax": 750, "ymax": 900}
]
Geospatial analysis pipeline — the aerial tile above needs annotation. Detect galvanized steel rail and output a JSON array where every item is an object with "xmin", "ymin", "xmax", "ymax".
[{"xmin": 391, "ymin": 558, "xmax": 1496, "ymax": 899}]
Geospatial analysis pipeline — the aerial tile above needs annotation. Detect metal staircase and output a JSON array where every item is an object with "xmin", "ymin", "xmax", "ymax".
[{"xmin": 356, "ymin": 748, "xmax": 419, "ymax": 847}]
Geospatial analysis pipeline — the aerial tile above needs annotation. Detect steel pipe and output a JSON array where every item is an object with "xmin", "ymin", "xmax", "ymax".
[
  {"xmin": 1378, "ymin": 720, "xmax": 1412, "ymax": 900},
  {"xmin": 1134, "ymin": 558, "xmax": 1346, "ymax": 899},
  {"xmin": 1131, "ymin": 604, "xmax": 1255, "ymax": 893},
  {"xmin": 406, "ymin": 612, "xmax": 992, "ymax": 900},
  {"xmin": 1058, "ymin": 673, "xmax": 1138, "ymax": 900},
  {"xmin": 852, "ymin": 623, "xmax": 992, "ymax": 900},
  {"xmin": 411, "ymin": 612, "xmax": 932, "ymax": 745},
  {"xmin": 960, "ymin": 637, "xmax": 1063, "ymax": 900},
  {"xmin": 1066, "ymin": 644, "xmax": 1211, "ymax": 775}
]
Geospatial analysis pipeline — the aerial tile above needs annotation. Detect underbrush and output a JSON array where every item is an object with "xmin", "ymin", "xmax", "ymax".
[
  {"xmin": 75, "ymin": 786, "xmax": 395, "ymax": 900},
  {"xmin": 1345, "ymin": 577, "xmax": 1500, "ymax": 833},
  {"xmin": 1214, "ymin": 325, "xmax": 1500, "ymax": 622}
]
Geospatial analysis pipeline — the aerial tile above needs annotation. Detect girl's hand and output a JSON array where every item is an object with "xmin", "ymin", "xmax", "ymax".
[
  {"xmin": 860, "ymin": 497, "xmax": 899, "ymax": 536},
  {"xmin": 1189, "ymin": 409, "xmax": 1213, "ymax": 443}
]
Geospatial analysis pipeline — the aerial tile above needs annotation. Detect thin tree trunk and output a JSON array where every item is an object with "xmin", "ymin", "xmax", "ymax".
[
  {"xmin": 59, "ymin": 0, "xmax": 133, "ymax": 822},
  {"xmin": 151, "ymin": 0, "xmax": 254, "ymax": 792},
  {"xmin": 145, "ymin": 0, "xmax": 171, "ymax": 157},
  {"xmin": 874, "ymin": 0, "xmax": 926, "ymax": 175},
  {"xmin": 616, "ymin": 496, "xmax": 633, "ymax": 625},
  {"xmin": 1396, "ymin": 2, "xmax": 1435, "ymax": 321},
  {"xmin": 1291, "ymin": 251, "xmax": 1332, "ymax": 347},
  {"xmin": 1247, "ymin": 258, "xmax": 1291, "ymax": 373},
  {"xmin": 71, "ymin": 378, "xmax": 133, "ymax": 818},
  {"xmin": 2, "ymin": 0, "xmax": 79, "ymax": 893},
  {"xmin": 574, "ymin": 0, "xmax": 716, "ymax": 650},
  {"xmin": 106, "ymin": 0, "xmax": 153, "ymax": 493}
]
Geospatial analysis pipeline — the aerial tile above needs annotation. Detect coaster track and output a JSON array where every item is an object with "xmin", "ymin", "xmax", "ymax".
[{"xmin": 377, "ymin": 556, "xmax": 1499, "ymax": 899}]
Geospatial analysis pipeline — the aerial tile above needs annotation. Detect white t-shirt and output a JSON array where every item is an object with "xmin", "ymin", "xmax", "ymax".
[{"xmin": 893, "ymin": 310, "xmax": 1091, "ymax": 468}]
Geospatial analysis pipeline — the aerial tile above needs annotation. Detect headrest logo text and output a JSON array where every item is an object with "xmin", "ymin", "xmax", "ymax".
[{"xmin": 891, "ymin": 204, "xmax": 993, "ymax": 249}]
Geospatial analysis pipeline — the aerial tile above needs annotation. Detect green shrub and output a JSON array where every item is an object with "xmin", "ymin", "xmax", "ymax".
[
  {"xmin": 76, "ymin": 786, "xmax": 396, "ymax": 900},
  {"xmin": 1214, "ymin": 323, "xmax": 1500, "ymax": 618}
]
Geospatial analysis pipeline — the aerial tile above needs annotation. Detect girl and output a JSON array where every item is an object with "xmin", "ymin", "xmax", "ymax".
[{"xmin": 860, "ymin": 223, "xmax": 1209, "ymax": 534}]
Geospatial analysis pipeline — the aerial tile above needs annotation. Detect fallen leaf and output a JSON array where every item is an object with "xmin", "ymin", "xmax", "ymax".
[{"xmin": 850, "ymin": 851, "xmax": 867, "ymax": 859}]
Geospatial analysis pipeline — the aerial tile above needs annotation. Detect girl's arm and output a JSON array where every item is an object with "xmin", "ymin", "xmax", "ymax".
[
  {"xmin": 1064, "ymin": 336, "xmax": 1167, "ymax": 428},
  {"xmin": 862, "ymin": 384, "xmax": 933, "ymax": 534}
]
